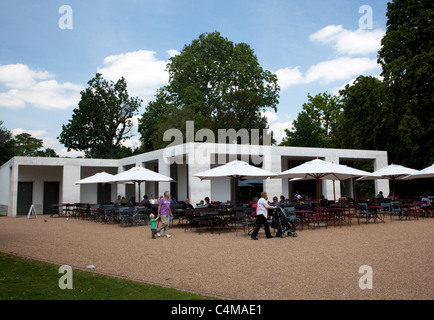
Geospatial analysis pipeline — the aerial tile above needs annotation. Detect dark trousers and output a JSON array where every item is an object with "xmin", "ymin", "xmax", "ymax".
[{"xmin": 251, "ymin": 215, "xmax": 272, "ymax": 238}]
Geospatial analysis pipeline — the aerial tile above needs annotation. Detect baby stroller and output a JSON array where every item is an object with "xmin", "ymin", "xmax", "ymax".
[{"xmin": 271, "ymin": 207, "xmax": 298, "ymax": 238}]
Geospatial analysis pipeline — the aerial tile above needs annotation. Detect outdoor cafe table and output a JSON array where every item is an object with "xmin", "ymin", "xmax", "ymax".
[
  {"xmin": 292, "ymin": 209, "xmax": 315, "ymax": 230},
  {"xmin": 327, "ymin": 207, "xmax": 346, "ymax": 227}
]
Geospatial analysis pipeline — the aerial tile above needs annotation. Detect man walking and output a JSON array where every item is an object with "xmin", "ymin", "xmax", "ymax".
[
  {"xmin": 251, "ymin": 192, "xmax": 276, "ymax": 240},
  {"xmin": 156, "ymin": 191, "xmax": 173, "ymax": 238}
]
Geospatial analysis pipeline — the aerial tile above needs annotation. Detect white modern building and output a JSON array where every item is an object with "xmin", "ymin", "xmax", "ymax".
[{"xmin": 0, "ymin": 143, "xmax": 389, "ymax": 217}]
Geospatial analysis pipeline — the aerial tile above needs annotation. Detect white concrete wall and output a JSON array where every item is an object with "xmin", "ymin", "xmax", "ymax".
[
  {"xmin": 18, "ymin": 165, "xmax": 63, "ymax": 215},
  {"xmin": 0, "ymin": 161, "xmax": 10, "ymax": 208}
]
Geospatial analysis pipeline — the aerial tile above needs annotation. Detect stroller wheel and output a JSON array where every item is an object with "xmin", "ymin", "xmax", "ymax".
[{"xmin": 291, "ymin": 232, "xmax": 298, "ymax": 238}]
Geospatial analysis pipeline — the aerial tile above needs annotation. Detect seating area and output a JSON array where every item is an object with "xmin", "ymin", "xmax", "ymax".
[
  {"xmin": 58, "ymin": 203, "xmax": 150, "ymax": 227},
  {"xmin": 52, "ymin": 197, "xmax": 433, "ymax": 235}
]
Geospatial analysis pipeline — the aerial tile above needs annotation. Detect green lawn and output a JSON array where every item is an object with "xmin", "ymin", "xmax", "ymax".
[{"xmin": 0, "ymin": 252, "xmax": 218, "ymax": 300}]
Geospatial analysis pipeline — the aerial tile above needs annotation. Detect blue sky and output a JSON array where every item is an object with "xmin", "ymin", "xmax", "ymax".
[{"xmin": 0, "ymin": 0, "xmax": 389, "ymax": 156}]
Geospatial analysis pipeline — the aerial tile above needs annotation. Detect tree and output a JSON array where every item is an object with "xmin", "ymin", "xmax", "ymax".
[
  {"xmin": 59, "ymin": 73, "xmax": 142, "ymax": 159},
  {"xmin": 14, "ymin": 133, "xmax": 44, "ymax": 157},
  {"xmin": 280, "ymin": 92, "xmax": 341, "ymax": 148},
  {"xmin": 280, "ymin": 111, "xmax": 326, "ymax": 148},
  {"xmin": 139, "ymin": 31, "xmax": 279, "ymax": 151},
  {"xmin": 34, "ymin": 148, "xmax": 59, "ymax": 158},
  {"xmin": 335, "ymin": 76, "xmax": 386, "ymax": 151},
  {"xmin": 0, "ymin": 121, "xmax": 15, "ymax": 165},
  {"xmin": 377, "ymin": 0, "xmax": 434, "ymax": 168}
]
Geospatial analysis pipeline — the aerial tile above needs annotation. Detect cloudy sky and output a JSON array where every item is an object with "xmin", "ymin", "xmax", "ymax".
[{"xmin": 0, "ymin": 0, "xmax": 388, "ymax": 157}]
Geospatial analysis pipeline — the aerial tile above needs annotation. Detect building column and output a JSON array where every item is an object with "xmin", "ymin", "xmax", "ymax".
[
  {"xmin": 158, "ymin": 156, "xmax": 171, "ymax": 197},
  {"xmin": 8, "ymin": 161, "xmax": 18, "ymax": 217},
  {"xmin": 263, "ymin": 149, "xmax": 282, "ymax": 199},
  {"xmin": 62, "ymin": 165, "xmax": 81, "ymax": 204},
  {"xmin": 373, "ymin": 156, "xmax": 390, "ymax": 196}
]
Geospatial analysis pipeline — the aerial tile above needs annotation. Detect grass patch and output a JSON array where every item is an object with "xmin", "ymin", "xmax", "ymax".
[{"xmin": 0, "ymin": 252, "xmax": 218, "ymax": 300}]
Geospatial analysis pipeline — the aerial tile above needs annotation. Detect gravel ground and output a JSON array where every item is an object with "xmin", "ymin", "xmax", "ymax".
[{"xmin": 0, "ymin": 216, "xmax": 433, "ymax": 300}]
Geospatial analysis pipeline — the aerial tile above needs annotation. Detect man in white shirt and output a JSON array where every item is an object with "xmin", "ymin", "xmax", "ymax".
[
  {"xmin": 251, "ymin": 192, "xmax": 276, "ymax": 240},
  {"xmin": 149, "ymin": 194, "xmax": 158, "ymax": 204}
]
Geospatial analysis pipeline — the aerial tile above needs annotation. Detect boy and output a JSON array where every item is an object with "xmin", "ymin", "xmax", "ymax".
[{"xmin": 149, "ymin": 213, "xmax": 157, "ymax": 239}]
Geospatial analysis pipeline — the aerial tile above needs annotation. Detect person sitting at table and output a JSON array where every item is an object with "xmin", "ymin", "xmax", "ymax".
[
  {"xmin": 114, "ymin": 195, "xmax": 122, "ymax": 206},
  {"xmin": 270, "ymin": 196, "xmax": 280, "ymax": 208},
  {"xmin": 140, "ymin": 195, "xmax": 149, "ymax": 206},
  {"xmin": 183, "ymin": 198, "xmax": 194, "ymax": 210},
  {"xmin": 120, "ymin": 197, "xmax": 128, "ymax": 205},
  {"xmin": 149, "ymin": 194, "xmax": 158, "ymax": 204},
  {"xmin": 252, "ymin": 197, "xmax": 258, "ymax": 214},
  {"xmin": 197, "ymin": 200, "xmax": 206, "ymax": 208},
  {"xmin": 170, "ymin": 195, "xmax": 178, "ymax": 204},
  {"xmin": 204, "ymin": 197, "xmax": 211, "ymax": 208},
  {"xmin": 376, "ymin": 191, "xmax": 384, "ymax": 200},
  {"xmin": 421, "ymin": 193, "xmax": 432, "ymax": 215},
  {"xmin": 279, "ymin": 195, "xmax": 286, "ymax": 207},
  {"xmin": 294, "ymin": 190, "xmax": 302, "ymax": 202},
  {"xmin": 387, "ymin": 192, "xmax": 399, "ymax": 200}
]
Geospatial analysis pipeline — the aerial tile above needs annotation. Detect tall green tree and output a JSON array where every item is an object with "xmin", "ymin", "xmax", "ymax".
[
  {"xmin": 59, "ymin": 73, "xmax": 142, "ymax": 159},
  {"xmin": 280, "ymin": 92, "xmax": 341, "ymax": 148},
  {"xmin": 377, "ymin": 0, "xmax": 434, "ymax": 168},
  {"xmin": 280, "ymin": 111, "xmax": 326, "ymax": 148},
  {"xmin": 139, "ymin": 31, "xmax": 279, "ymax": 151},
  {"xmin": 13, "ymin": 133, "xmax": 44, "ymax": 157},
  {"xmin": 335, "ymin": 76, "xmax": 386, "ymax": 151},
  {"xmin": 12, "ymin": 133, "xmax": 58, "ymax": 158},
  {"xmin": 0, "ymin": 121, "xmax": 15, "ymax": 165}
]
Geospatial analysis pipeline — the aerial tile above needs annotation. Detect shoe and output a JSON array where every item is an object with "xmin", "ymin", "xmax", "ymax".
[
  {"xmin": 251, "ymin": 237, "xmax": 258, "ymax": 240},
  {"xmin": 156, "ymin": 233, "xmax": 161, "ymax": 237},
  {"xmin": 164, "ymin": 234, "xmax": 171, "ymax": 238},
  {"xmin": 266, "ymin": 236, "xmax": 274, "ymax": 239}
]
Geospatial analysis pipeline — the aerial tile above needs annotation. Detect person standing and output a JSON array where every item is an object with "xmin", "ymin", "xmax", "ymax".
[
  {"xmin": 156, "ymin": 191, "xmax": 173, "ymax": 238},
  {"xmin": 251, "ymin": 192, "xmax": 276, "ymax": 240}
]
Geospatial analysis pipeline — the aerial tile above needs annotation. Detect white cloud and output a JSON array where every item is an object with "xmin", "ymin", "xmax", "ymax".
[
  {"xmin": 262, "ymin": 111, "xmax": 293, "ymax": 144},
  {"xmin": 276, "ymin": 57, "xmax": 380, "ymax": 90},
  {"xmin": 0, "ymin": 64, "xmax": 53, "ymax": 89},
  {"xmin": 275, "ymin": 67, "xmax": 304, "ymax": 90},
  {"xmin": 97, "ymin": 50, "xmax": 169, "ymax": 102},
  {"xmin": 304, "ymin": 57, "xmax": 380, "ymax": 84},
  {"xmin": 309, "ymin": 25, "xmax": 385, "ymax": 55},
  {"xmin": 275, "ymin": 25, "xmax": 384, "ymax": 91},
  {"xmin": 0, "ymin": 64, "xmax": 83, "ymax": 110},
  {"xmin": 167, "ymin": 49, "xmax": 180, "ymax": 57},
  {"xmin": 57, "ymin": 148, "xmax": 85, "ymax": 158}
]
